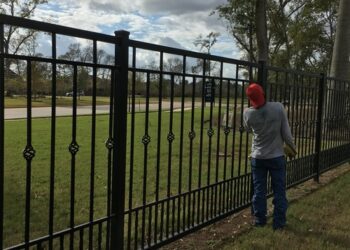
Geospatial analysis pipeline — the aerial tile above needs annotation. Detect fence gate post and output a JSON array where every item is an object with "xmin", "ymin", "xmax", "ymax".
[
  {"xmin": 0, "ymin": 22, "xmax": 4, "ymax": 249},
  {"xmin": 111, "ymin": 30, "xmax": 130, "ymax": 250},
  {"xmin": 314, "ymin": 73, "xmax": 325, "ymax": 183}
]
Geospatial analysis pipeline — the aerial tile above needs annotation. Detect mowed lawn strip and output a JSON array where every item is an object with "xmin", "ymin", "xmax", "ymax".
[{"xmin": 220, "ymin": 170, "xmax": 350, "ymax": 250}]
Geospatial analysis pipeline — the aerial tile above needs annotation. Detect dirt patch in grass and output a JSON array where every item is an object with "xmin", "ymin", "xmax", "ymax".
[{"xmin": 161, "ymin": 162, "xmax": 350, "ymax": 250}]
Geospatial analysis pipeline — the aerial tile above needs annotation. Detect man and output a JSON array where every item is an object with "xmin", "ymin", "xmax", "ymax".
[{"xmin": 243, "ymin": 83, "xmax": 296, "ymax": 230}]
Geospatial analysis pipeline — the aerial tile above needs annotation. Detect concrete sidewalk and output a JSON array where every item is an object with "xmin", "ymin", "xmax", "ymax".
[
  {"xmin": 4, "ymin": 102, "xmax": 204, "ymax": 119},
  {"xmin": 4, "ymin": 105, "xmax": 111, "ymax": 119}
]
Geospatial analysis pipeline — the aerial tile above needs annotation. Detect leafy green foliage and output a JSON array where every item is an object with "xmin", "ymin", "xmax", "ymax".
[{"xmin": 215, "ymin": 0, "xmax": 339, "ymax": 72}]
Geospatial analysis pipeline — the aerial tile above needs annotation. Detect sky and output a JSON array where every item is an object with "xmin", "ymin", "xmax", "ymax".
[{"xmin": 30, "ymin": 0, "xmax": 239, "ymax": 59}]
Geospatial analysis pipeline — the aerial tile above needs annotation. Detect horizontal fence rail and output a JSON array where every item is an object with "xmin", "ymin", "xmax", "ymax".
[{"xmin": 0, "ymin": 14, "xmax": 349, "ymax": 250}]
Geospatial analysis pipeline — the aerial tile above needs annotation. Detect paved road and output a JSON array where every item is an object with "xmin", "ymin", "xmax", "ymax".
[
  {"xmin": 5, "ymin": 102, "xmax": 204, "ymax": 119},
  {"xmin": 5, "ymin": 105, "xmax": 111, "ymax": 119}
]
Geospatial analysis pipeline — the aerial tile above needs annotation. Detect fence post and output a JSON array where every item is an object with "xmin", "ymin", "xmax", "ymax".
[
  {"xmin": 111, "ymin": 30, "xmax": 130, "ymax": 250},
  {"xmin": 0, "ymin": 22, "xmax": 4, "ymax": 249},
  {"xmin": 249, "ymin": 60, "xmax": 268, "ymax": 214},
  {"xmin": 314, "ymin": 73, "xmax": 325, "ymax": 183}
]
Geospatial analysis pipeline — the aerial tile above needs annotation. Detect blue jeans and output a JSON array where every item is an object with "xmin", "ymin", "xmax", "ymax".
[{"xmin": 251, "ymin": 156, "xmax": 288, "ymax": 228}]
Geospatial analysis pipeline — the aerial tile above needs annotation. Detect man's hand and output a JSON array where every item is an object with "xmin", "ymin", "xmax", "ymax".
[{"xmin": 284, "ymin": 144, "xmax": 297, "ymax": 159}]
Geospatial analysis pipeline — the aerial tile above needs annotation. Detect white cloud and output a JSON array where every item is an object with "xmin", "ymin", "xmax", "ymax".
[
  {"xmin": 32, "ymin": 0, "xmax": 238, "ymax": 60},
  {"xmin": 88, "ymin": 0, "xmax": 226, "ymax": 15}
]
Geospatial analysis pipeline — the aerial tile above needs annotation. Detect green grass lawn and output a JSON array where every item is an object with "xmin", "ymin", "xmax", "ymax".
[
  {"xmin": 2, "ymin": 103, "xmax": 331, "ymax": 248},
  {"xmin": 220, "ymin": 170, "xmax": 350, "ymax": 250}
]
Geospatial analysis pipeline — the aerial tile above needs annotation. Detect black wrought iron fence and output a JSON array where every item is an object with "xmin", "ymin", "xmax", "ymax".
[{"xmin": 0, "ymin": 14, "xmax": 349, "ymax": 250}]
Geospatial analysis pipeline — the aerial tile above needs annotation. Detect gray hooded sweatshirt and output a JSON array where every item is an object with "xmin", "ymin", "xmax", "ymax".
[{"xmin": 243, "ymin": 102, "xmax": 295, "ymax": 159}]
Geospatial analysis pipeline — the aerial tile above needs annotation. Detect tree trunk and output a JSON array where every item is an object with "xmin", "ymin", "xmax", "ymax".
[
  {"xmin": 255, "ymin": 0, "xmax": 268, "ymax": 62},
  {"xmin": 330, "ymin": 0, "xmax": 350, "ymax": 80},
  {"xmin": 255, "ymin": 0, "xmax": 269, "ymax": 98},
  {"xmin": 328, "ymin": 0, "xmax": 350, "ymax": 122}
]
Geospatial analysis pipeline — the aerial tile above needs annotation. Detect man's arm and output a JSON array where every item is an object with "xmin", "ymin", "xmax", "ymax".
[
  {"xmin": 280, "ymin": 104, "xmax": 296, "ymax": 149},
  {"xmin": 243, "ymin": 109, "xmax": 252, "ymax": 133}
]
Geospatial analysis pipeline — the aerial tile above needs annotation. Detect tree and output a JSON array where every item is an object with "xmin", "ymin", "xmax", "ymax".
[
  {"xmin": 327, "ymin": 0, "xmax": 350, "ymax": 121},
  {"xmin": 193, "ymin": 32, "xmax": 220, "ymax": 76},
  {"xmin": 1, "ymin": 0, "xmax": 48, "ymax": 72},
  {"xmin": 214, "ymin": 0, "xmax": 256, "ymax": 62},
  {"xmin": 329, "ymin": 0, "xmax": 350, "ymax": 80},
  {"xmin": 214, "ymin": 0, "xmax": 339, "ymax": 71},
  {"xmin": 58, "ymin": 43, "xmax": 94, "ymax": 96},
  {"xmin": 1, "ymin": 0, "xmax": 49, "ymax": 97},
  {"xmin": 285, "ymin": 0, "xmax": 338, "ymax": 72},
  {"xmin": 255, "ymin": 0, "xmax": 268, "ymax": 62},
  {"xmin": 193, "ymin": 32, "xmax": 220, "ymax": 55}
]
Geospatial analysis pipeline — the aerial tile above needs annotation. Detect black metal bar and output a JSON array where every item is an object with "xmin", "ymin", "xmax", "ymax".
[
  {"xmin": 274, "ymin": 71, "xmax": 278, "ymax": 101},
  {"xmin": 37, "ymin": 242, "xmax": 43, "ymax": 250},
  {"xmin": 148, "ymin": 206, "xmax": 152, "ymax": 247},
  {"xmin": 127, "ymin": 47, "xmax": 136, "ymax": 250},
  {"xmin": 129, "ymin": 39, "xmax": 258, "ymax": 68},
  {"xmin": 208, "ymin": 78, "xmax": 215, "ymax": 219},
  {"xmin": 215, "ymin": 63, "xmax": 223, "ymax": 215},
  {"xmin": 60, "ymin": 235, "xmax": 64, "ymax": 250},
  {"xmin": 295, "ymin": 76, "xmax": 301, "ymax": 181},
  {"xmin": 167, "ymin": 74, "xmax": 175, "ymax": 237},
  {"xmin": 88, "ymin": 40, "xmax": 97, "ymax": 250},
  {"xmin": 79, "ymin": 229, "xmax": 84, "ymax": 250},
  {"xmin": 134, "ymin": 210, "xmax": 139, "ymax": 250},
  {"xmin": 105, "ymin": 69, "xmax": 115, "ymax": 250},
  {"xmin": 160, "ymin": 201, "xmax": 164, "ymax": 241},
  {"xmin": 48, "ymin": 32, "xmax": 57, "ymax": 250},
  {"xmin": 314, "ymin": 74, "xmax": 325, "ymax": 182},
  {"xmin": 0, "ymin": 22, "xmax": 5, "ymax": 250},
  {"xmin": 2, "ymin": 53, "xmax": 114, "ymax": 69},
  {"xmin": 284, "ymin": 72, "xmax": 290, "ymax": 118},
  {"xmin": 188, "ymin": 77, "xmax": 199, "ymax": 225},
  {"xmin": 98, "ymin": 223, "xmax": 102, "ymax": 250},
  {"xmin": 128, "ymin": 65, "xmax": 250, "ymax": 82},
  {"xmin": 269, "ymin": 77, "xmax": 274, "ymax": 102},
  {"xmin": 172, "ymin": 199, "xmax": 176, "ymax": 235},
  {"xmin": 231, "ymin": 67, "xmax": 239, "ymax": 210},
  {"xmin": 110, "ymin": 30, "xmax": 130, "ymax": 250},
  {"xmin": 167, "ymin": 74, "xmax": 175, "ymax": 235},
  {"xmin": 154, "ymin": 51, "xmax": 163, "ymax": 245},
  {"xmin": 301, "ymin": 76, "xmax": 306, "ymax": 159},
  {"xmin": 310, "ymin": 78, "xmax": 317, "ymax": 158},
  {"xmin": 324, "ymin": 80, "xmax": 332, "ymax": 159},
  {"xmin": 305, "ymin": 77, "xmax": 312, "ymax": 159},
  {"xmin": 24, "ymin": 60, "xmax": 34, "ymax": 249},
  {"xmin": 141, "ymin": 72, "xmax": 150, "ymax": 247},
  {"xmin": 187, "ymin": 77, "xmax": 195, "ymax": 228},
  {"xmin": 0, "ymin": 14, "xmax": 116, "ymax": 44},
  {"xmin": 177, "ymin": 55, "xmax": 186, "ymax": 233},
  {"xmin": 237, "ymin": 77, "xmax": 245, "ymax": 208},
  {"xmin": 69, "ymin": 64, "xmax": 78, "ymax": 250},
  {"xmin": 191, "ymin": 192, "xmax": 195, "ymax": 227},
  {"xmin": 199, "ymin": 60, "xmax": 206, "ymax": 222},
  {"xmin": 224, "ymin": 79, "xmax": 231, "ymax": 212}
]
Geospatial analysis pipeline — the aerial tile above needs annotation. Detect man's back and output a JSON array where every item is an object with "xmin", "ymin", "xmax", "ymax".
[{"xmin": 244, "ymin": 102, "xmax": 294, "ymax": 159}]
